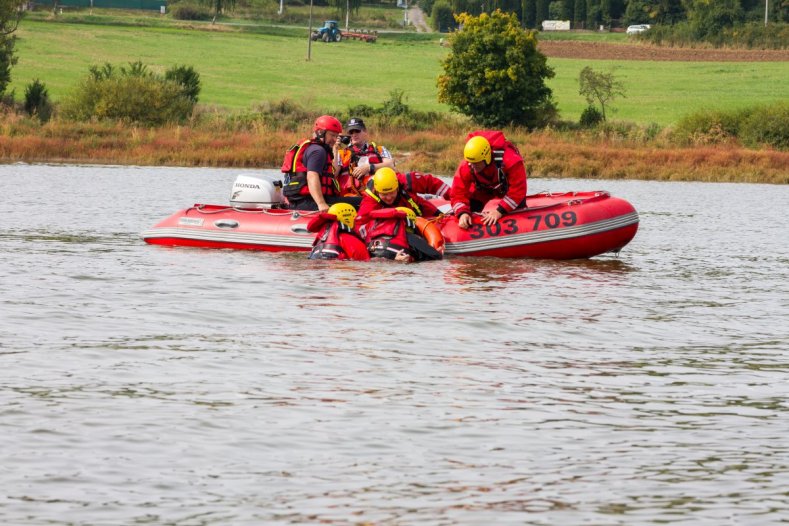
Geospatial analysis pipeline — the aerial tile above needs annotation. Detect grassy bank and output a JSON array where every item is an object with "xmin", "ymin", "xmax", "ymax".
[
  {"xmin": 3, "ymin": 15, "xmax": 788, "ymax": 184},
  {"xmin": 11, "ymin": 19, "xmax": 789, "ymax": 126},
  {"xmin": 1, "ymin": 116, "xmax": 786, "ymax": 184}
]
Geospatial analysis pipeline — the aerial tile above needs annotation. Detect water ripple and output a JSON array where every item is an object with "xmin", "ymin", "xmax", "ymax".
[{"xmin": 1, "ymin": 165, "xmax": 787, "ymax": 525}]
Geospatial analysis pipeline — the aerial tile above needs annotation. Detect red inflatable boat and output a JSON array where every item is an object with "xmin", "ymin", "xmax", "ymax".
[{"xmin": 142, "ymin": 177, "xmax": 638, "ymax": 259}]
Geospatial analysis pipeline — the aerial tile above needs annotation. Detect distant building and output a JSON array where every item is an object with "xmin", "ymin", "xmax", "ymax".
[{"xmin": 541, "ymin": 20, "xmax": 571, "ymax": 31}]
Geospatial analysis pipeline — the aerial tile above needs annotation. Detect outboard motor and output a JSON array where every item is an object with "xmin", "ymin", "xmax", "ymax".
[{"xmin": 229, "ymin": 175, "xmax": 284, "ymax": 209}]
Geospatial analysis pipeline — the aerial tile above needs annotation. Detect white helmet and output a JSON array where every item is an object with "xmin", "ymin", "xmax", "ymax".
[{"xmin": 230, "ymin": 175, "xmax": 283, "ymax": 209}]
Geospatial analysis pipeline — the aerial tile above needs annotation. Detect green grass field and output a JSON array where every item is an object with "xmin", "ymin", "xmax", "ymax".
[{"xmin": 11, "ymin": 18, "xmax": 789, "ymax": 126}]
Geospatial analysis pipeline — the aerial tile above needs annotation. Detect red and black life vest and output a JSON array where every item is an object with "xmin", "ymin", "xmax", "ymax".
[
  {"xmin": 345, "ymin": 142, "xmax": 384, "ymax": 168},
  {"xmin": 309, "ymin": 221, "xmax": 363, "ymax": 260},
  {"xmin": 361, "ymin": 211, "xmax": 413, "ymax": 260},
  {"xmin": 281, "ymin": 139, "xmax": 338, "ymax": 200}
]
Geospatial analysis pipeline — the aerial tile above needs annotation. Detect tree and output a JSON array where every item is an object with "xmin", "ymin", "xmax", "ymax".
[
  {"xmin": 24, "ymin": 79, "xmax": 52, "ymax": 123},
  {"xmin": 432, "ymin": 0, "xmax": 455, "ymax": 31},
  {"xmin": 165, "ymin": 64, "xmax": 201, "ymax": 104},
  {"xmin": 684, "ymin": 0, "xmax": 744, "ymax": 38},
  {"xmin": 202, "ymin": 0, "xmax": 236, "ymax": 24},
  {"xmin": 522, "ymin": 0, "xmax": 537, "ymax": 27},
  {"xmin": 328, "ymin": 0, "xmax": 362, "ymax": 30},
  {"xmin": 438, "ymin": 10, "xmax": 556, "ymax": 128},
  {"xmin": 578, "ymin": 66, "xmax": 625, "ymax": 122},
  {"xmin": 536, "ymin": 0, "xmax": 550, "ymax": 25},
  {"xmin": 560, "ymin": 0, "xmax": 574, "ymax": 19},
  {"xmin": 600, "ymin": 0, "xmax": 611, "ymax": 24},
  {"xmin": 648, "ymin": 0, "xmax": 685, "ymax": 24},
  {"xmin": 574, "ymin": 0, "xmax": 586, "ymax": 27},
  {"xmin": 0, "ymin": 0, "xmax": 24, "ymax": 98},
  {"xmin": 624, "ymin": 0, "xmax": 649, "ymax": 24},
  {"xmin": 586, "ymin": 0, "xmax": 601, "ymax": 28}
]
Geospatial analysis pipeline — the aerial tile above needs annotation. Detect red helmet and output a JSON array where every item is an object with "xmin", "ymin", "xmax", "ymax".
[{"xmin": 314, "ymin": 115, "xmax": 342, "ymax": 134}]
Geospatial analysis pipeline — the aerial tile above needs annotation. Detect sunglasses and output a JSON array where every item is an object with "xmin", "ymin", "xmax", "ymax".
[{"xmin": 349, "ymin": 129, "xmax": 363, "ymax": 134}]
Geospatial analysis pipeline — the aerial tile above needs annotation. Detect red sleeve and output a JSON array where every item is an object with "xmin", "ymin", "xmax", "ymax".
[
  {"xmin": 496, "ymin": 158, "xmax": 527, "ymax": 214},
  {"xmin": 414, "ymin": 194, "xmax": 440, "ymax": 218},
  {"xmin": 354, "ymin": 195, "xmax": 380, "ymax": 228},
  {"xmin": 408, "ymin": 172, "xmax": 451, "ymax": 199},
  {"xmin": 340, "ymin": 233, "xmax": 370, "ymax": 261},
  {"xmin": 369, "ymin": 208, "xmax": 403, "ymax": 220},
  {"xmin": 450, "ymin": 162, "xmax": 473, "ymax": 217},
  {"xmin": 307, "ymin": 212, "xmax": 335, "ymax": 233}
]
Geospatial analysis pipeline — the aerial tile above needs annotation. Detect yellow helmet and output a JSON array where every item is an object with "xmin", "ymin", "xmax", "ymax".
[
  {"xmin": 372, "ymin": 167, "xmax": 399, "ymax": 194},
  {"xmin": 396, "ymin": 206, "xmax": 416, "ymax": 223},
  {"xmin": 464, "ymin": 136, "xmax": 492, "ymax": 165},
  {"xmin": 328, "ymin": 202, "xmax": 356, "ymax": 228}
]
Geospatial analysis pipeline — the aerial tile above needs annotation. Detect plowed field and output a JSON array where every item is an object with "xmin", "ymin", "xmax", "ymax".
[{"xmin": 538, "ymin": 40, "xmax": 789, "ymax": 61}]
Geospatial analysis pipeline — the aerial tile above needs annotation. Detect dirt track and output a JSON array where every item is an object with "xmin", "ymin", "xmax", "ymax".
[{"xmin": 538, "ymin": 40, "xmax": 789, "ymax": 61}]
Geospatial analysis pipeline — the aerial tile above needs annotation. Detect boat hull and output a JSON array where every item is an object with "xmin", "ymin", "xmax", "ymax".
[{"xmin": 142, "ymin": 191, "xmax": 638, "ymax": 259}]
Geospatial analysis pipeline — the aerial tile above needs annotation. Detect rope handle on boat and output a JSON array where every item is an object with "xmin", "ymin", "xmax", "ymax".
[{"xmin": 191, "ymin": 204, "xmax": 319, "ymax": 217}]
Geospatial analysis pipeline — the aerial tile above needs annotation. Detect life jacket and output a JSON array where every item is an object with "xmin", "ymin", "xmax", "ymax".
[
  {"xmin": 466, "ymin": 130, "xmax": 520, "ymax": 196},
  {"xmin": 361, "ymin": 213, "xmax": 413, "ymax": 260},
  {"xmin": 363, "ymin": 181, "xmax": 422, "ymax": 217},
  {"xmin": 339, "ymin": 142, "xmax": 384, "ymax": 171},
  {"xmin": 337, "ymin": 142, "xmax": 385, "ymax": 196},
  {"xmin": 281, "ymin": 139, "xmax": 338, "ymax": 200},
  {"xmin": 308, "ymin": 220, "xmax": 362, "ymax": 260}
]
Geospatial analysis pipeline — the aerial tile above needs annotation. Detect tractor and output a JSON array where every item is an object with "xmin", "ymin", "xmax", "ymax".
[{"xmin": 311, "ymin": 20, "xmax": 342, "ymax": 42}]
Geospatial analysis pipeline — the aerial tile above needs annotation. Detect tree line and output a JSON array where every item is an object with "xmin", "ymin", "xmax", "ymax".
[{"xmin": 419, "ymin": 0, "xmax": 789, "ymax": 30}]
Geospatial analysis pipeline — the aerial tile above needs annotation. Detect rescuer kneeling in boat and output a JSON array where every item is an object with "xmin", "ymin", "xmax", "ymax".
[
  {"xmin": 307, "ymin": 202, "xmax": 370, "ymax": 261},
  {"xmin": 281, "ymin": 115, "xmax": 361, "ymax": 212},
  {"xmin": 356, "ymin": 168, "xmax": 444, "ymax": 262},
  {"xmin": 450, "ymin": 131, "xmax": 527, "ymax": 229}
]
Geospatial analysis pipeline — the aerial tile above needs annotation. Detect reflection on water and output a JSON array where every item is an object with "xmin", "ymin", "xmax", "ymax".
[
  {"xmin": 1, "ymin": 165, "xmax": 788, "ymax": 525},
  {"xmin": 444, "ymin": 256, "xmax": 637, "ymax": 288}
]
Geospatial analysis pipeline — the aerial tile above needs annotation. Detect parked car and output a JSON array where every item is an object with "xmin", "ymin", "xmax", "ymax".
[{"xmin": 626, "ymin": 24, "xmax": 651, "ymax": 35}]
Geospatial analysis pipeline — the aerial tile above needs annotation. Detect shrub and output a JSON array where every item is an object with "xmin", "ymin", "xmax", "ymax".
[
  {"xmin": 739, "ymin": 103, "xmax": 789, "ymax": 149},
  {"xmin": 218, "ymin": 98, "xmax": 312, "ymax": 132},
  {"xmin": 165, "ymin": 64, "xmax": 201, "ymax": 103},
  {"xmin": 346, "ymin": 104, "xmax": 376, "ymax": 118},
  {"xmin": 646, "ymin": 20, "xmax": 789, "ymax": 49},
  {"xmin": 171, "ymin": 3, "xmax": 212, "ymax": 20},
  {"xmin": 579, "ymin": 105, "xmax": 603, "ymax": 128},
  {"xmin": 120, "ymin": 60, "xmax": 150, "ymax": 77},
  {"xmin": 62, "ymin": 63, "xmax": 199, "ymax": 126},
  {"xmin": 342, "ymin": 91, "xmax": 460, "ymax": 132},
  {"xmin": 672, "ymin": 103, "xmax": 789, "ymax": 150},
  {"xmin": 23, "ymin": 79, "xmax": 53, "ymax": 123},
  {"xmin": 672, "ymin": 108, "xmax": 740, "ymax": 146},
  {"xmin": 380, "ymin": 89, "xmax": 409, "ymax": 117}
]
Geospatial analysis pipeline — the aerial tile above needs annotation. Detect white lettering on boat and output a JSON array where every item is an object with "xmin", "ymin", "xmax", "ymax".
[{"xmin": 179, "ymin": 217, "xmax": 204, "ymax": 226}]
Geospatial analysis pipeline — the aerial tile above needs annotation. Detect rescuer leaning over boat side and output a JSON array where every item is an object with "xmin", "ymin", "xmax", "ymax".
[
  {"xmin": 450, "ymin": 130, "xmax": 528, "ymax": 230},
  {"xmin": 356, "ymin": 168, "xmax": 443, "ymax": 262}
]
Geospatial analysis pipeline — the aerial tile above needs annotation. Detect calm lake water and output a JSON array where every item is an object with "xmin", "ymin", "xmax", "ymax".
[{"xmin": 1, "ymin": 163, "xmax": 788, "ymax": 525}]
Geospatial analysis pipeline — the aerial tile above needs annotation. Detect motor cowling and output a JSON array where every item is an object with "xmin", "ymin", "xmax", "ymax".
[{"xmin": 230, "ymin": 175, "xmax": 284, "ymax": 209}]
